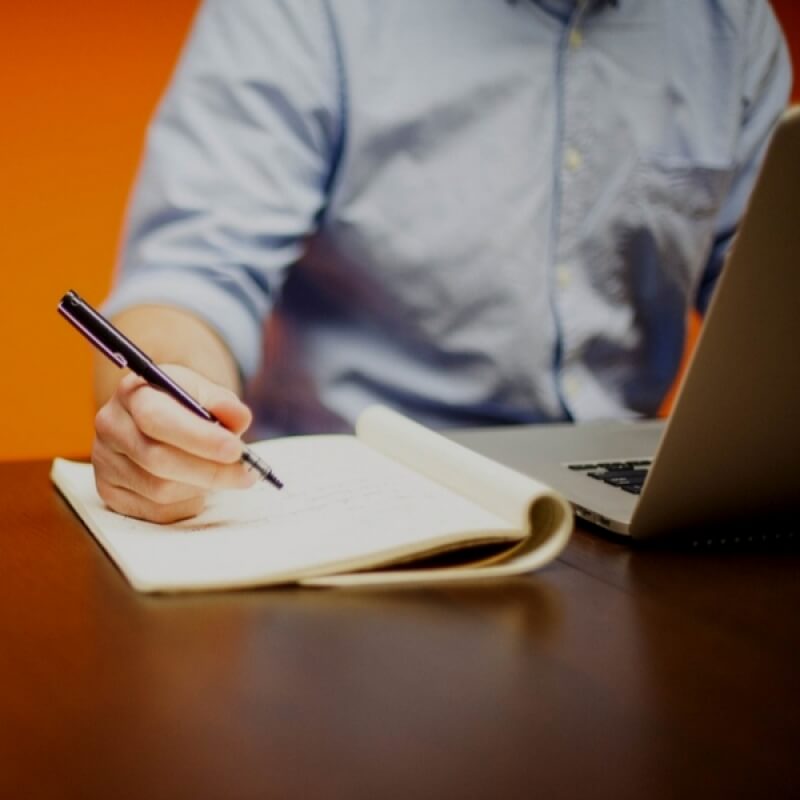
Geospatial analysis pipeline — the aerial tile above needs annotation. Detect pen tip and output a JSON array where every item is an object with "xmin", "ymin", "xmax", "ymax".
[{"xmin": 267, "ymin": 472, "xmax": 284, "ymax": 490}]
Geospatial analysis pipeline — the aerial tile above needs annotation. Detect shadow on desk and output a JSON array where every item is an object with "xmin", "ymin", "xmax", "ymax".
[
  {"xmin": 4, "ymin": 459, "xmax": 800, "ymax": 800},
  {"xmin": 578, "ymin": 511, "xmax": 800, "ymax": 554}
]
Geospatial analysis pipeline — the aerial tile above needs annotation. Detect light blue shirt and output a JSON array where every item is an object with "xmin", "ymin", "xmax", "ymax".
[{"xmin": 105, "ymin": 0, "xmax": 791, "ymax": 436}]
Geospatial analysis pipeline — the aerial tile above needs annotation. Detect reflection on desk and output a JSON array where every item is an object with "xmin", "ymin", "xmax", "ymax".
[{"xmin": 1, "ymin": 460, "xmax": 799, "ymax": 800}]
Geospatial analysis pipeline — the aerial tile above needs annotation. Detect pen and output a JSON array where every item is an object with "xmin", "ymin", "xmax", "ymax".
[{"xmin": 57, "ymin": 290, "xmax": 284, "ymax": 490}]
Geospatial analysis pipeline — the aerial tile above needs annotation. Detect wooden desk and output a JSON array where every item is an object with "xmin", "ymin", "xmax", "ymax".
[{"xmin": 2, "ymin": 460, "xmax": 799, "ymax": 799}]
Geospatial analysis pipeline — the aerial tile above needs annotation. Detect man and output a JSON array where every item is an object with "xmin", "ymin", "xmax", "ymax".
[{"xmin": 94, "ymin": 0, "xmax": 791, "ymax": 522}]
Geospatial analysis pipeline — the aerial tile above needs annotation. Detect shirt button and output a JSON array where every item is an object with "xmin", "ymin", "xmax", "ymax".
[
  {"xmin": 569, "ymin": 28, "xmax": 584, "ymax": 49},
  {"xmin": 563, "ymin": 375, "xmax": 581, "ymax": 398},
  {"xmin": 556, "ymin": 264, "xmax": 572, "ymax": 289},
  {"xmin": 564, "ymin": 146, "xmax": 583, "ymax": 172}
]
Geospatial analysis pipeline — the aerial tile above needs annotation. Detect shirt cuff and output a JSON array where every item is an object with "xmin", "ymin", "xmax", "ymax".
[{"xmin": 102, "ymin": 269, "xmax": 265, "ymax": 380}]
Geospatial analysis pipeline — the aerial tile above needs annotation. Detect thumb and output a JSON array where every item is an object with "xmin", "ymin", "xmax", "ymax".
[
  {"xmin": 161, "ymin": 364, "xmax": 253, "ymax": 437},
  {"xmin": 205, "ymin": 390, "xmax": 253, "ymax": 437}
]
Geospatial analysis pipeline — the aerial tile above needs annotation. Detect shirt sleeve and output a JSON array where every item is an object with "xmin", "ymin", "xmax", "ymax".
[
  {"xmin": 695, "ymin": 0, "xmax": 792, "ymax": 314},
  {"xmin": 104, "ymin": 0, "xmax": 344, "ymax": 378}
]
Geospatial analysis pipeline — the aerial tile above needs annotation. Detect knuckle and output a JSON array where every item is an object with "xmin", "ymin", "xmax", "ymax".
[
  {"xmin": 151, "ymin": 496, "xmax": 205, "ymax": 525},
  {"xmin": 127, "ymin": 389, "xmax": 159, "ymax": 429},
  {"xmin": 90, "ymin": 438, "xmax": 106, "ymax": 470},
  {"xmin": 181, "ymin": 496, "xmax": 206, "ymax": 520},
  {"xmin": 147, "ymin": 503, "xmax": 175, "ymax": 525},
  {"xmin": 144, "ymin": 475, "xmax": 177, "ymax": 505},
  {"xmin": 95, "ymin": 478, "xmax": 205, "ymax": 523},
  {"xmin": 128, "ymin": 495, "xmax": 162, "ymax": 523},
  {"xmin": 94, "ymin": 404, "xmax": 115, "ymax": 441},
  {"xmin": 123, "ymin": 493, "xmax": 164, "ymax": 524},
  {"xmin": 95, "ymin": 479, "xmax": 129, "ymax": 516},
  {"xmin": 118, "ymin": 372, "xmax": 143, "ymax": 397},
  {"xmin": 134, "ymin": 439, "xmax": 163, "ymax": 472},
  {"xmin": 94, "ymin": 477, "xmax": 114, "ymax": 506},
  {"xmin": 91, "ymin": 443, "xmax": 116, "ymax": 487}
]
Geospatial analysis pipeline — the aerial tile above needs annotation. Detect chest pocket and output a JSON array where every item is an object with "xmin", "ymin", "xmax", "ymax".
[{"xmin": 628, "ymin": 157, "xmax": 734, "ymax": 298}]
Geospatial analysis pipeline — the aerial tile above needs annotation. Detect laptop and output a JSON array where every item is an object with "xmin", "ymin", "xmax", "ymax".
[{"xmin": 452, "ymin": 108, "xmax": 800, "ymax": 540}]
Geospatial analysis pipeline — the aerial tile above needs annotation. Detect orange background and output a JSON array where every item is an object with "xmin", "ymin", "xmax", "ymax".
[{"xmin": 1, "ymin": 1, "xmax": 798, "ymax": 461}]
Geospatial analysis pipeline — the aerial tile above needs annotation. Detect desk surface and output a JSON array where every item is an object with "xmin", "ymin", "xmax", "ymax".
[{"xmin": 2, "ymin": 460, "xmax": 799, "ymax": 800}]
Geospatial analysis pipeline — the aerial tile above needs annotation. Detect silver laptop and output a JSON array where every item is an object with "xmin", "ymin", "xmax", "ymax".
[{"xmin": 453, "ymin": 108, "xmax": 800, "ymax": 540}]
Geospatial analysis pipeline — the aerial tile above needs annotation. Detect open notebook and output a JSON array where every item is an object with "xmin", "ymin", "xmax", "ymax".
[{"xmin": 51, "ymin": 406, "xmax": 573, "ymax": 593}]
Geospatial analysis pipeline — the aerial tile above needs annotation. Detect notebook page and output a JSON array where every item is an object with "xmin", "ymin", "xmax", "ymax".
[
  {"xmin": 51, "ymin": 434, "xmax": 518, "ymax": 593},
  {"xmin": 302, "ymin": 407, "xmax": 575, "ymax": 587},
  {"xmin": 357, "ymin": 406, "xmax": 565, "ymax": 530}
]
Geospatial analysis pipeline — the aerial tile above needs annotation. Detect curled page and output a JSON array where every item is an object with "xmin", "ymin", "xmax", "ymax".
[{"xmin": 302, "ymin": 406, "xmax": 573, "ymax": 587}]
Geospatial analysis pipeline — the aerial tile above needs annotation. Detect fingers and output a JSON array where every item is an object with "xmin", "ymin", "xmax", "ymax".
[
  {"xmin": 117, "ymin": 371, "xmax": 248, "ymax": 461},
  {"xmin": 195, "ymin": 383, "xmax": 252, "ymax": 437},
  {"xmin": 96, "ymin": 390, "xmax": 257, "ymax": 488},
  {"xmin": 162, "ymin": 364, "xmax": 252, "ymax": 436},
  {"xmin": 92, "ymin": 366, "xmax": 259, "ymax": 523},
  {"xmin": 95, "ymin": 475, "xmax": 206, "ymax": 525}
]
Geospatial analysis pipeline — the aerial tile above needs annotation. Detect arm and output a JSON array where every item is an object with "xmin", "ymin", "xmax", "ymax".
[
  {"xmin": 104, "ymin": 0, "xmax": 343, "ymax": 380},
  {"xmin": 93, "ymin": 305, "xmax": 242, "ymax": 408},
  {"xmin": 93, "ymin": 0, "xmax": 343, "ymax": 522}
]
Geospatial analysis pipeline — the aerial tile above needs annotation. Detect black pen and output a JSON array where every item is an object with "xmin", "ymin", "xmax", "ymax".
[{"xmin": 57, "ymin": 290, "xmax": 284, "ymax": 490}]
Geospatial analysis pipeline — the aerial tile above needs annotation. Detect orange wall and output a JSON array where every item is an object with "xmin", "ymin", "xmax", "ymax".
[
  {"xmin": 0, "ymin": 2, "xmax": 797, "ymax": 461},
  {"xmin": 0, "ymin": 2, "xmax": 200, "ymax": 460}
]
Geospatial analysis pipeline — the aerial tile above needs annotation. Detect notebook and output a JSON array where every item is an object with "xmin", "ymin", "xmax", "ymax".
[
  {"xmin": 452, "ymin": 108, "xmax": 800, "ymax": 541},
  {"xmin": 52, "ymin": 405, "xmax": 573, "ymax": 592}
]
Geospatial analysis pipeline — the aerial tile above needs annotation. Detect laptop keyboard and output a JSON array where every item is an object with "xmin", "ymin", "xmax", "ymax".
[{"xmin": 567, "ymin": 460, "xmax": 652, "ymax": 495}]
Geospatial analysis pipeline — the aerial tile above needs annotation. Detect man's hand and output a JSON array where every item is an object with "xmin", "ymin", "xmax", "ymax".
[{"xmin": 92, "ymin": 364, "xmax": 259, "ymax": 523}]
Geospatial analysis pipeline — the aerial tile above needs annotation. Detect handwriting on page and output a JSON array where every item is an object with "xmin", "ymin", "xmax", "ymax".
[
  {"xmin": 189, "ymin": 435, "xmax": 507, "ymax": 539},
  {"xmin": 53, "ymin": 435, "xmax": 520, "ymax": 589},
  {"xmin": 72, "ymin": 436, "xmax": 513, "ymax": 560}
]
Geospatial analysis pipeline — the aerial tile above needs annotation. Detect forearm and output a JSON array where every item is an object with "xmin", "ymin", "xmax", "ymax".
[{"xmin": 92, "ymin": 304, "xmax": 242, "ymax": 408}]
